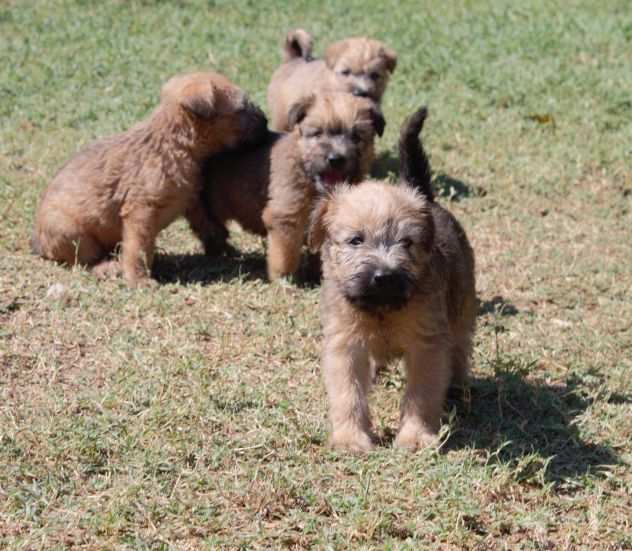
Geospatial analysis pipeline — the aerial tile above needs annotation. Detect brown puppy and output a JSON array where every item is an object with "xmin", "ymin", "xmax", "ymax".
[
  {"xmin": 197, "ymin": 92, "xmax": 385, "ymax": 281},
  {"xmin": 31, "ymin": 72, "xmax": 267, "ymax": 286},
  {"xmin": 267, "ymin": 29, "xmax": 396, "ymax": 131},
  {"xmin": 309, "ymin": 107, "xmax": 476, "ymax": 452}
]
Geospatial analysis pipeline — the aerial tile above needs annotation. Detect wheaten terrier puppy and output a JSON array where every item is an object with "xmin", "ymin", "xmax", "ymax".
[
  {"xmin": 267, "ymin": 29, "xmax": 396, "ymax": 131},
  {"xmin": 197, "ymin": 92, "xmax": 384, "ymax": 281},
  {"xmin": 31, "ymin": 72, "xmax": 267, "ymax": 286},
  {"xmin": 309, "ymin": 106, "xmax": 476, "ymax": 451}
]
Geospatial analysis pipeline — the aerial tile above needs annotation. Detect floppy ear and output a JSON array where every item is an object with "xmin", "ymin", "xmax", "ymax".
[
  {"xmin": 324, "ymin": 39, "xmax": 349, "ymax": 69},
  {"xmin": 380, "ymin": 47, "xmax": 397, "ymax": 73},
  {"xmin": 180, "ymin": 82, "xmax": 217, "ymax": 119},
  {"xmin": 370, "ymin": 106, "xmax": 386, "ymax": 137},
  {"xmin": 308, "ymin": 197, "xmax": 331, "ymax": 252},
  {"xmin": 287, "ymin": 94, "xmax": 314, "ymax": 130}
]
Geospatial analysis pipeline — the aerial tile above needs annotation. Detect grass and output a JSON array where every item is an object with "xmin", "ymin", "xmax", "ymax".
[{"xmin": 1, "ymin": 0, "xmax": 631, "ymax": 548}]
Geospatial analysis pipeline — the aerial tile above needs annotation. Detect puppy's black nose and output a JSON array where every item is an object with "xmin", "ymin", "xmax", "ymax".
[
  {"xmin": 371, "ymin": 270, "xmax": 403, "ymax": 291},
  {"xmin": 352, "ymin": 89, "xmax": 369, "ymax": 98},
  {"xmin": 327, "ymin": 153, "xmax": 346, "ymax": 169}
]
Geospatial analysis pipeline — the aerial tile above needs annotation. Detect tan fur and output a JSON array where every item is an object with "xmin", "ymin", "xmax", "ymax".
[
  {"xmin": 267, "ymin": 30, "xmax": 397, "ymax": 131},
  {"xmin": 197, "ymin": 93, "xmax": 384, "ymax": 281},
  {"xmin": 310, "ymin": 182, "xmax": 476, "ymax": 452},
  {"xmin": 31, "ymin": 72, "xmax": 267, "ymax": 286}
]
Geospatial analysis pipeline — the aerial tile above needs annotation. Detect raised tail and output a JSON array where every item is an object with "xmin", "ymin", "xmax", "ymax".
[
  {"xmin": 282, "ymin": 29, "xmax": 314, "ymax": 63},
  {"xmin": 398, "ymin": 105, "xmax": 434, "ymax": 202}
]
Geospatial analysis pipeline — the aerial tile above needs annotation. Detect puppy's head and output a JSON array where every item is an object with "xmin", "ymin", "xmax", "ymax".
[
  {"xmin": 324, "ymin": 37, "xmax": 397, "ymax": 102},
  {"xmin": 160, "ymin": 72, "xmax": 268, "ymax": 156},
  {"xmin": 309, "ymin": 181, "xmax": 434, "ymax": 313},
  {"xmin": 288, "ymin": 93, "xmax": 385, "ymax": 192}
]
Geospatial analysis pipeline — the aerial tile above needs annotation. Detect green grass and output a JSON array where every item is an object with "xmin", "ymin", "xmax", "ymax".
[{"xmin": 1, "ymin": 0, "xmax": 631, "ymax": 548}]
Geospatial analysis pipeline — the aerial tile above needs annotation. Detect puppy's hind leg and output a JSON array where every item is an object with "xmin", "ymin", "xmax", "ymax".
[
  {"xmin": 34, "ymin": 211, "xmax": 107, "ymax": 268},
  {"xmin": 185, "ymin": 201, "xmax": 231, "ymax": 256}
]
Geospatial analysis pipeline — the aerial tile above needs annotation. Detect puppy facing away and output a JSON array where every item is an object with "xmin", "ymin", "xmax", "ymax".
[
  {"xmin": 267, "ymin": 29, "xmax": 396, "ymax": 131},
  {"xmin": 31, "ymin": 72, "xmax": 267, "ymax": 287},
  {"xmin": 309, "ymin": 106, "xmax": 476, "ymax": 452},
  {"xmin": 196, "ymin": 92, "xmax": 385, "ymax": 281}
]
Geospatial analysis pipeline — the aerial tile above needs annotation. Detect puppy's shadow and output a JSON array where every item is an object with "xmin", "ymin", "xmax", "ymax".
[
  {"xmin": 152, "ymin": 248, "xmax": 321, "ymax": 288},
  {"xmin": 371, "ymin": 151, "xmax": 477, "ymax": 201},
  {"xmin": 152, "ymin": 250, "xmax": 267, "ymax": 285},
  {"xmin": 478, "ymin": 295, "xmax": 519, "ymax": 317},
  {"xmin": 443, "ymin": 365, "xmax": 623, "ymax": 485}
]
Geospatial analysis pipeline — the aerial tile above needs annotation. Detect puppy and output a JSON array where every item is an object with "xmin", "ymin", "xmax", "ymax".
[
  {"xmin": 197, "ymin": 92, "xmax": 385, "ymax": 281},
  {"xmin": 309, "ymin": 106, "xmax": 476, "ymax": 452},
  {"xmin": 31, "ymin": 72, "xmax": 267, "ymax": 286},
  {"xmin": 267, "ymin": 29, "xmax": 396, "ymax": 131}
]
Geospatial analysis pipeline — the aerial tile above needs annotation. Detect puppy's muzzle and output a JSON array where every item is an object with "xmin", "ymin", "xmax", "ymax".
[
  {"xmin": 346, "ymin": 268, "xmax": 413, "ymax": 311},
  {"xmin": 352, "ymin": 88, "xmax": 369, "ymax": 98}
]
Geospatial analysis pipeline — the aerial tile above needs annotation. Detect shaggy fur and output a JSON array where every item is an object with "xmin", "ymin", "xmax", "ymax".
[
  {"xmin": 197, "ymin": 92, "xmax": 385, "ymax": 281},
  {"xmin": 309, "ymin": 107, "xmax": 476, "ymax": 452},
  {"xmin": 267, "ymin": 29, "xmax": 396, "ymax": 131},
  {"xmin": 31, "ymin": 72, "xmax": 267, "ymax": 286}
]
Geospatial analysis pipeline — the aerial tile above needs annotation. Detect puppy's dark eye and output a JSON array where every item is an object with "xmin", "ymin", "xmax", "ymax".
[
  {"xmin": 348, "ymin": 235, "xmax": 364, "ymax": 246},
  {"xmin": 340, "ymin": 69, "xmax": 351, "ymax": 77},
  {"xmin": 369, "ymin": 72, "xmax": 381, "ymax": 81},
  {"xmin": 305, "ymin": 128, "xmax": 322, "ymax": 138},
  {"xmin": 399, "ymin": 237, "xmax": 413, "ymax": 248},
  {"xmin": 351, "ymin": 129, "xmax": 362, "ymax": 143}
]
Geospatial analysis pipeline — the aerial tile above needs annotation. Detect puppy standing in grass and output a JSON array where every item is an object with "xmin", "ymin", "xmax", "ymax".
[
  {"xmin": 197, "ymin": 92, "xmax": 385, "ymax": 281},
  {"xmin": 267, "ymin": 29, "xmax": 397, "ymax": 131},
  {"xmin": 309, "ymin": 107, "xmax": 476, "ymax": 452},
  {"xmin": 31, "ymin": 72, "xmax": 267, "ymax": 287}
]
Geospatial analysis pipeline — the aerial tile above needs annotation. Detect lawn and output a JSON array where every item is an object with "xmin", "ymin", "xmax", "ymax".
[{"xmin": 1, "ymin": 0, "xmax": 631, "ymax": 548}]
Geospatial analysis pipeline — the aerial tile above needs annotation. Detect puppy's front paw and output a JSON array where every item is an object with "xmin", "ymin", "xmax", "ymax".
[
  {"xmin": 394, "ymin": 421, "xmax": 438, "ymax": 451},
  {"xmin": 330, "ymin": 428, "xmax": 374, "ymax": 453},
  {"xmin": 126, "ymin": 275, "xmax": 159, "ymax": 289},
  {"xmin": 92, "ymin": 259, "xmax": 122, "ymax": 280}
]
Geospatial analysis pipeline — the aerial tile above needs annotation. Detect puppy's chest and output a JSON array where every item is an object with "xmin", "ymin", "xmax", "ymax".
[{"xmin": 365, "ymin": 322, "xmax": 406, "ymax": 359}]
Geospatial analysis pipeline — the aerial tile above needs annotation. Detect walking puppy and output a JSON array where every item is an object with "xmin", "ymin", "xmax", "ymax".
[
  {"xmin": 309, "ymin": 107, "xmax": 476, "ymax": 452},
  {"xmin": 31, "ymin": 72, "xmax": 267, "ymax": 287},
  {"xmin": 267, "ymin": 29, "xmax": 396, "ymax": 131},
  {"xmin": 198, "ymin": 92, "xmax": 385, "ymax": 281}
]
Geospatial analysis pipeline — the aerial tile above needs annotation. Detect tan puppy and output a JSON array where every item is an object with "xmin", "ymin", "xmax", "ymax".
[
  {"xmin": 197, "ymin": 92, "xmax": 385, "ymax": 281},
  {"xmin": 31, "ymin": 72, "xmax": 267, "ymax": 286},
  {"xmin": 309, "ymin": 107, "xmax": 476, "ymax": 452},
  {"xmin": 267, "ymin": 29, "xmax": 397, "ymax": 131}
]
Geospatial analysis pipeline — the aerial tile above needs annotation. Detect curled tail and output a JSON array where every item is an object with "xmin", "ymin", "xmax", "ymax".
[
  {"xmin": 282, "ymin": 29, "xmax": 314, "ymax": 63},
  {"xmin": 399, "ymin": 105, "xmax": 434, "ymax": 202}
]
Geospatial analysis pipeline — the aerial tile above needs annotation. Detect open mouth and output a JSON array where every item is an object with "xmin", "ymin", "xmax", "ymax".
[{"xmin": 316, "ymin": 169, "xmax": 347, "ymax": 191}]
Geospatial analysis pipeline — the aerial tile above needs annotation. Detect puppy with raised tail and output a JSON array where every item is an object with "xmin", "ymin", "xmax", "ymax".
[
  {"xmin": 267, "ymin": 29, "xmax": 396, "ymax": 132},
  {"xmin": 309, "ymin": 107, "xmax": 476, "ymax": 452}
]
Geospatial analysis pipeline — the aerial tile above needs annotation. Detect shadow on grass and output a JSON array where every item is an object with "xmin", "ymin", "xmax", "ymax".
[
  {"xmin": 445, "ymin": 361, "xmax": 623, "ymax": 486},
  {"xmin": 152, "ymin": 249, "xmax": 321, "ymax": 288},
  {"xmin": 478, "ymin": 295, "xmax": 519, "ymax": 316},
  {"xmin": 371, "ymin": 150, "xmax": 479, "ymax": 201},
  {"xmin": 152, "ymin": 250, "xmax": 267, "ymax": 285}
]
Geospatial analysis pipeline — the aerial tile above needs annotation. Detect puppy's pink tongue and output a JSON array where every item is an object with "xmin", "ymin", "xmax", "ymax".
[{"xmin": 322, "ymin": 170, "xmax": 345, "ymax": 188}]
